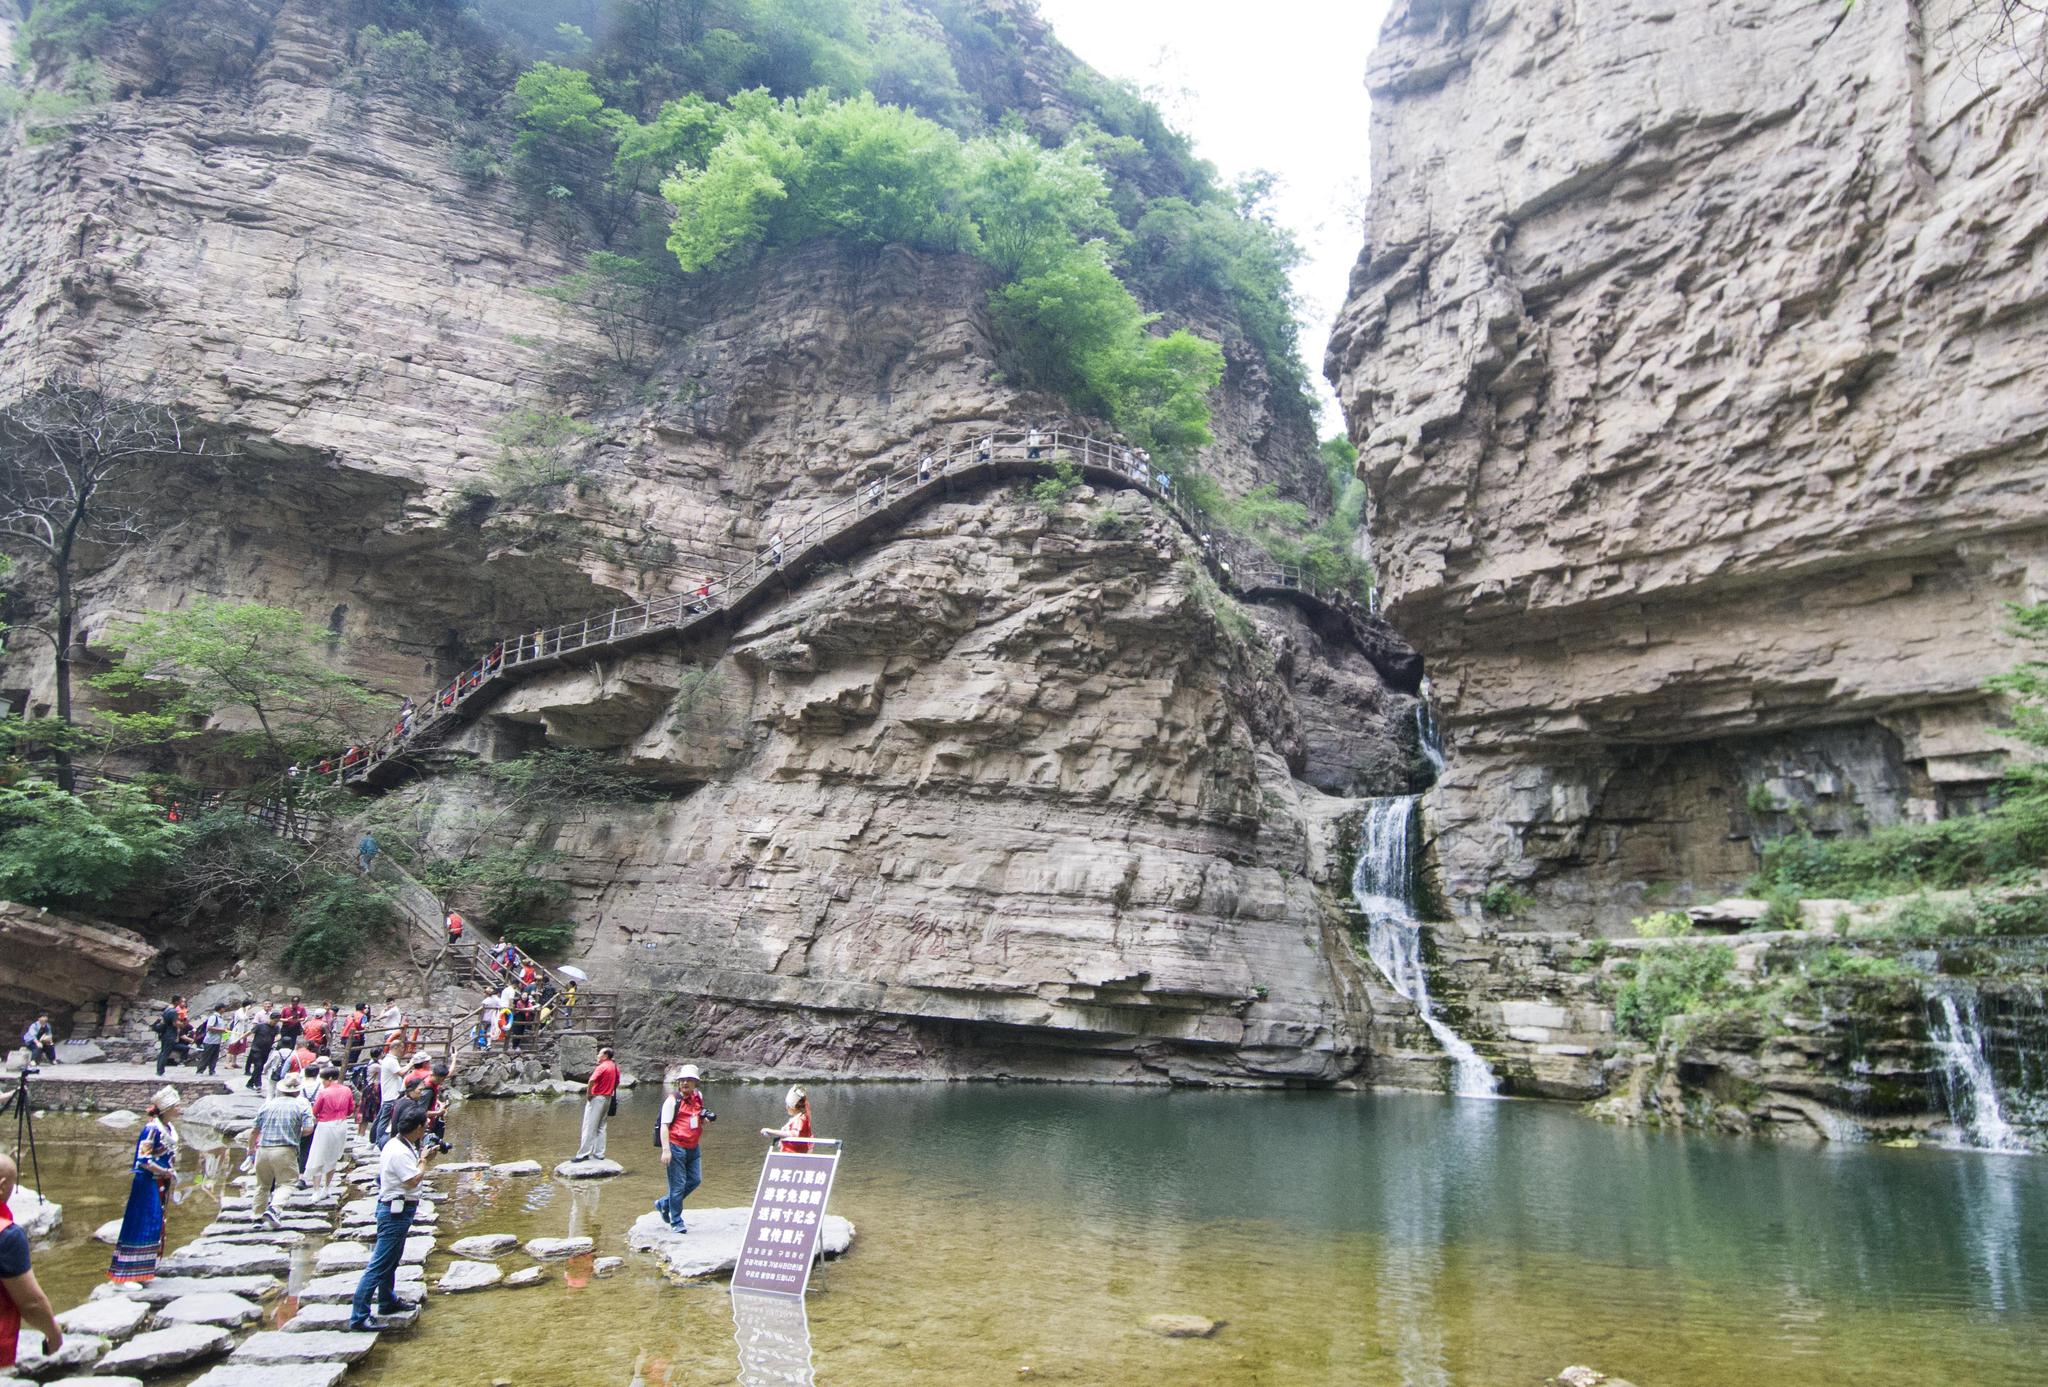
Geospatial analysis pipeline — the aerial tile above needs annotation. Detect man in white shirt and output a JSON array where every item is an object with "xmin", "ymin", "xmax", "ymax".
[
  {"xmin": 373, "ymin": 997, "xmax": 404, "ymax": 1051},
  {"xmin": 348, "ymin": 1107, "xmax": 433, "ymax": 1332},
  {"xmin": 370, "ymin": 1048, "xmax": 405, "ymax": 1147}
]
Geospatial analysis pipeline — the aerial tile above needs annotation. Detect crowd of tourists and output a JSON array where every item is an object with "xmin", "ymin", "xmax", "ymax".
[
  {"xmin": 149, "ymin": 993, "xmax": 418, "ymax": 1083},
  {"xmin": 473, "ymin": 941, "xmax": 578, "ymax": 1053}
]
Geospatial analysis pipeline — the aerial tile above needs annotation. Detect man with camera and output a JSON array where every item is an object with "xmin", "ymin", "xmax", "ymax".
[{"xmin": 349, "ymin": 1105, "xmax": 436, "ymax": 1331}]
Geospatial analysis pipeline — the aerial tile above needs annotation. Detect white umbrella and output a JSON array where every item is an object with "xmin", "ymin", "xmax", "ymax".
[{"xmin": 557, "ymin": 965, "xmax": 589, "ymax": 981}]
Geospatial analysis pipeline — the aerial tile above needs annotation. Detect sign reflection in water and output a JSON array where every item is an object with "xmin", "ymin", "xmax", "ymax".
[{"xmin": 732, "ymin": 1289, "xmax": 816, "ymax": 1387}]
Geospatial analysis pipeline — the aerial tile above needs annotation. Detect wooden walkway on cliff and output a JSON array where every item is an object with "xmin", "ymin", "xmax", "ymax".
[{"xmin": 317, "ymin": 429, "xmax": 1420, "ymax": 795}]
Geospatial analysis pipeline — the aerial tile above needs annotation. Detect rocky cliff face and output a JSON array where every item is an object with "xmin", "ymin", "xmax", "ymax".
[
  {"xmin": 1328, "ymin": 0, "xmax": 2048, "ymax": 930},
  {"xmin": 0, "ymin": 0, "xmax": 1411, "ymax": 1080}
]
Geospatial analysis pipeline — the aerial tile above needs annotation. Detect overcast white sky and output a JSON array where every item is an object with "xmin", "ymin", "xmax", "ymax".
[{"xmin": 1033, "ymin": 0, "xmax": 1395, "ymax": 434}]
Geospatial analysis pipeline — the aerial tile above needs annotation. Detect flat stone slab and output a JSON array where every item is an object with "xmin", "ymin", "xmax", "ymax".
[
  {"xmin": 88, "ymin": 1276, "xmax": 280, "ymax": 1307},
  {"xmin": 340, "ymin": 1198, "xmax": 436, "ymax": 1223},
  {"xmin": 593, "ymin": 1256, "xmax": 623, "ymax": 1277},
  {"xmin": 97, "ymin": 1109, "xmax": 142, "ymax": 1128},
  {"xmin": 430, "ymin": 1161, "xmax": 490, "ymax": 1172},
  {"xmin": 627, "ymin": 1208, "xmax": 855, "ymax": 1283},
  {"xmin": 296, "ymin": 1269, "xmax": 423, "ymax": 1305},
  {"xmin": 153, "ymin": 1293, "xmax": 265, "ymax": 1328},
  {"xmin": 187, "ymin": 1366, "xmax": 350, "ymax": 1387},
  {"xmin": 282, "ymin": 1302, "xmax": 419, "ymax": 1333},
  {"xmin": 92, "ymin": 1218, "xmax": 125, "ymax": 1246},
  {"xmin": 11, "ymin": 1329, "xmax": 107, "ymax": 1376},
  {"xmin": 56, "ymin": 1296, "xmax": 152, "ymax": 1343},
  {"xmin": 522, "ymin": 1236, "xmax": 593, "ymax": 1261},
  {"xmin": 436, "ymin": 1260, "xmax": 503, "ymax": 1293},
  {"xmin": 490, "ymin": 1160, "xmax": 542, "ymax": 1176},
  {"xmin": 190, "ymin": 1229, "xmax": 306, "ymax": 1247},
  {"xmin": 448, "ymin": 1234, "xmax": 520, "ymax": 1257},
  {"xmin": 1146, "ymin": 1314, "xmax": 1219, "ymax": 1339},
  {"xmin": 57, "ymin": 1377, "xmax": 142, "ymax": 1387},
  {"xmin": 159, "ymin": 1243, "xmax": 292, "ymax": 1276},
  {"xmin": 314, "ymin": 1235, "xmax": 433, "ymax": 1272},
  {"xmin": 503, "ymin": 1266, "xmax": 546, "ymax": 1287},
  {"xmin": 96, "ymin": 1324, "xmax": 233, "ymax": 1375},
  {"xmin": 553, "ymin": 1158, "xmax": 625, "ymax": 1179},
  {"xmin": 229, "ymin": 1330, "xmax": 379, "ymax": 1365}
]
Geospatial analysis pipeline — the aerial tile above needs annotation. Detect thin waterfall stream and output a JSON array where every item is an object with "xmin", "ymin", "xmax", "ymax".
[
  {"xmin": 1925, "ymin": 985, "xmax": 2026, "ymax": 1152},
  {"xmin": 1351, "ymin": 795, "xmax": 1499, "ymax": 1097}
]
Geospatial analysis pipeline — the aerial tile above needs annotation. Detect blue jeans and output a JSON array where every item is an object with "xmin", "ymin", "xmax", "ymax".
[
  {"xmin": 350, "ymin": 1201, "xmax": 416, "ymax": 1324},
  {"xmin": 656, "ymin": 1144, "xmax": 701, "ymax": 1230}
]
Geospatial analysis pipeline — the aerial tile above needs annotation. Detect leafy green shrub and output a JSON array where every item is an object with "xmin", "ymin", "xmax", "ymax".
[
  {"xmin": 486, "ymin": 748, "xmax": 647, "ymax": 803},
  {"xmin": 17, "ymin": 0, "xmax": 163, "ymax": 60},
  {"xmin": 0, "ymin": 777, "xmax": 186, "ymax": 907},
  {"xmin": 484, "ymin": 409, "xmax": 598, "ymax": 502},
  {"xmin": 1796, "ymin": 947, "xmax": 1916, "ymax": 982},
  {"xmin": 1478, "ymin": 885, "xmax": 1533, "ymax": 918},
  {"xmin": 1756, "ymin": 802, "xmax": 2048, "ymax": 897},
  {"xmin": 1633, "ymin": 910, "xmax": 1694, "ymax": 938},
  {"xmin": 1611, "ymin": 944, "xmax": 1735, "ymax": 1042},
  {"xmin": 282, "ymin": 872, "xmax": 397, "ymax": 978},
  {"xmin": 1090, "ymin": 507, "xmax": 1133, "ymax": 539},
  {"xmin": 1759, "ymin": 888, "xmax": 1804, "ymax": 931},
  {"xmin": 1031, "ymin": 459, "xmax": 1082, "ymax": 513},
  {"xmin": 499, "ymin": 917, "xmax": 577, "ymax": 957}
]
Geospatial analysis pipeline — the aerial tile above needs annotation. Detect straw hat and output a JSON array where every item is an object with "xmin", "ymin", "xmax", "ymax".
[
  {"xmin": 278, "ymin": 1074, "xmax": 303, "ymax": 1096},
  {"xmin": 672, "ymin": 1063, "xmax": 702, "ymax": 1083},
  {"xmin": 151, "ymin": 1085, "xmax": 183, "ymax": 1112}
]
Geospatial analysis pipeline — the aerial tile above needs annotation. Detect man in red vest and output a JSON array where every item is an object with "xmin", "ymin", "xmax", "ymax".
[{"xmin": 0, "ymin": 1153, "xmax": 64, "ymax": 1369}]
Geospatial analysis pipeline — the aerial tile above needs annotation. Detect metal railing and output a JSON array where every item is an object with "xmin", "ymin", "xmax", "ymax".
[{"xmin": 312, "ymin": 428, "xmax": 1380, "ymax": 790}]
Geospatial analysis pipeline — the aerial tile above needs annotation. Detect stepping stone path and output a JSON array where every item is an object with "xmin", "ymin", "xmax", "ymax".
[{"xmin": 37, "ymin": 1119, "xmax": 708, "ymax": 1386}]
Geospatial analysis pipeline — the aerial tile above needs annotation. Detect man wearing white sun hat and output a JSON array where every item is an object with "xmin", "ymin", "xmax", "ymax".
[{"xmin": 654, "ymin": 1063, "xmax": 714, "ymax": 1233}]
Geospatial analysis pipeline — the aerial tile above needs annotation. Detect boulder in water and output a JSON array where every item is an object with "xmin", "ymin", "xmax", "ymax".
[
  {"xmin": 504, "ymin": 1266, "xmax": 547, "ymax": 1287},
  {"xmin": 449, "ymin": 1234, "xmax": 520, "ymax": 1257},
  {"xmin": 522, "ymin": 1236, "xmax": 593, "ymax": 1261},
  {"xmin": 98, "ymin": 1108, "xmax": 142, "ymax": 1128},
  {"xmin": 553, "ymin": 1157, "xmax": 624, "ymax": 1179},
  {"xmin": 159, "ymin": 1242, "xmax": 291, "ymax": 1276},
  {"xmin": 10, "ymin": 1187, "xmax": 61, "ymax": 1239},
  {"xmin": 229, "ymin": 1330, "xmax": 381, "ymax": 1365},
  {"xmin": 188, "ymin": 1364, "xmax": 352, "ymax": 1387},
  {"xmin": 88, "ymin": 1275, "xmax": 281, "ymax": 1306},
  {"xmin": 490, "ymin": 1159, "xmax": 542, "ymax": 1176},
  {"xmin": 436, "ymin": 1260, "xmax": 504, "ymax": 1293}
]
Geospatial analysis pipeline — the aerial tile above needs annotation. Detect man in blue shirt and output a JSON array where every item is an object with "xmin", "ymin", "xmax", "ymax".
[{"xmin": 0, "ymin": 1154, "xmax": 63, "ymax": 1369}]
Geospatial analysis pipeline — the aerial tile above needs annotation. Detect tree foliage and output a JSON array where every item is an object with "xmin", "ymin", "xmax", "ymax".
[
  {"xmin": 93, "ymin": 600, "xmax": 385, "ymax": 770},
  {"xmin": 16, "ymin": 0, "xmax": 165, "ymax": 60},
  {"xmin": 281, "ymin": 870, "xmax": 398, "ymax": 977},
  {"xmin": 0, "ymin": 776, "xmax": 187, "ymax": 908}
]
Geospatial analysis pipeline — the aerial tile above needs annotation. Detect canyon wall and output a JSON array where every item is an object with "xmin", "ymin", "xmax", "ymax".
[
  {"xmin": 0, "ymin": 1, "xmax": 1409, "ymax": 1080},
  {"xmin": 1329, "ymin": 0, "xmax": 2048, "ymax": 931}
]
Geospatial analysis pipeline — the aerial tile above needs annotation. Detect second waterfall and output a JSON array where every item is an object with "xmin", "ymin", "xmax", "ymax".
[{"xmin": 1351, "ymin": 796, "xmax": 1499, "ymax": 1097}]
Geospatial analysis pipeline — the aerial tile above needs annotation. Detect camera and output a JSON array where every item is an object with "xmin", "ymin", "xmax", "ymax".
[{"xmin": 421, "ymin": 1133, "xmax": 451, "ymax": 1155}]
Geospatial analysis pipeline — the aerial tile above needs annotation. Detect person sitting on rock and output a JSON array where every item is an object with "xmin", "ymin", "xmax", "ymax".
[{"xmin": 19, "ymin": 1015, "xmax": 55, "ymax": 1064}]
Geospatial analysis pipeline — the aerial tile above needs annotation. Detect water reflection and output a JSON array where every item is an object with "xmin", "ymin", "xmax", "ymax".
[{"xmin": 732, "ymin": 1289, "xmax": 816, "ymax": 1386}]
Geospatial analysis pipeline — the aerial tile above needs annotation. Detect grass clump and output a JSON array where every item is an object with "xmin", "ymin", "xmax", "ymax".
[
  {"xmin": 1610, "ymin": 943, "xmax": 1736, "ymax": 1042},
  {"xmin": 1478, "ymin": 884, "xmax": 1533, "ymax": 918}
]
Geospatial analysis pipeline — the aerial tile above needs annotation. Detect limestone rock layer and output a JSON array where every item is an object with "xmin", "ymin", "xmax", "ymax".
[{"xmin": 1329, "ymin": 0, "xmax": 2048, "ymax": 926}]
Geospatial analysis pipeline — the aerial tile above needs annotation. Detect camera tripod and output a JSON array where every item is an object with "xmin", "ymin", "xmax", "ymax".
[{"xmin": 3, "ymin": 1065, "xmax": 45, "ymax": 1201}]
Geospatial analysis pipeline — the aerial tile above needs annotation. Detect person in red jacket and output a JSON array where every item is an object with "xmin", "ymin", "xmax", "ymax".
[
  {"xmin": 573, "ymin": 1047, "xmax": 621, "ymax": 1162},
  {"xmin": 445, "ymin": 909, "xmax": 464, "ymax": 946},
  {"xmin": 654, "ymin": 1064, "xmax": 712, "ymax": 1232}
]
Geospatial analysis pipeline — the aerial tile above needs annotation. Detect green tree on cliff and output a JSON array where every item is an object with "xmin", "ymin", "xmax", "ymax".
[{"xmin": 92, "ymin": 600, "xmax": 385, "ymax": 772}]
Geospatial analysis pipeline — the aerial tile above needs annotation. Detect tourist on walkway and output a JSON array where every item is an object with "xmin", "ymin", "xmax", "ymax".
[
  {"xmin": 371, "ymin": 1045, "xmax": 406, "ymax": 1147},
  {"xmin": 276, "ymin": 994, "xmax": 306, "ymax": 1048},
  {"xmin": 349, "ymin": 1106, "xmax": 434, "ymax": 1332},
  {"xmin": 761, "ymin": 1086, "xmax": 813, "ymax": 1153},
  {"xmin": 341, "ymin": 1003, "xmax": 368, "ymax": 1067},
  {"xmin": 195, "ymin": 1003, "xmax": 228, "ymax": 1076},
  {"xmin": 919, "ymin": 452, "xmax": 934, "ymax": 481},
  {"xmin": 655, "ymin": 1064, "xmax": 712, "ymax": 1233},
  {"xmin": 303, "ymin": 1073, "xmax": 352, "ymax": 1188},
  {"xmin": 302, "ymin": 1005, "xmax": 328, "ymax": 1053},
  {"xmin": 977, "ymin": 435, "xmax": 993, "ymax": 464},
  {"xmin": 248, "ymin": 1075, "xmax": 313, "ymax": 1226},
  {"xmin": 108, "ymin": 1088, "xmax": 181, "ymax": 1284},
  {"xmin": 18, "ymin": 1014, "xmax": 54, "ymax": 1064},
  {"xmin": 224, "ymin": 1002, "xmax": 253, "ymax": 1072},
  {"xmin": 152, "ymin": 997, "xmax": 185, "ymax": 1077},
  {"xmin": 574, "ymin": 1047, "xmax": 621, "ymax": 1162},
  {"xmin": 1, "ymin": 1153, "xmax": 63, "ymax": 1369},
  {"xmin": 445, "ymin": 908, "xmax": 464, "ymax": 947},
  {"xmin": 769, "ymin": 530, "xmax": 785, "ymax": 567},
  {"xmin": 374, "ymin": 996, "xmax": 404, "ymax": 1051},
  {"xmin": 244, "ymin": 1007, "xmax": 277, "ymax": 1091},
  {"xmin": 1027, "ymin": 426, "xmax": 1045, "ymax": 459}
]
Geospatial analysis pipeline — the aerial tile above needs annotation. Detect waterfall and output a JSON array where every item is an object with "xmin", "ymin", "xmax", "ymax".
[
  {"xmin": 1351, "ymin": 797, "xmax": 1499, "ymax": 1097},
  {"xmin": 1414, "ymin": 702, "xmax": 1445, "ymax": 776},
  {"xmin": 1926, "ymin": 987, "xmax": 2025, "ymax": 1152}
]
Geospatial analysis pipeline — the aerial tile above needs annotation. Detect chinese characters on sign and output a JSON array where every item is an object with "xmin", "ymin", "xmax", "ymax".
[{"xmin": 731, "ymin": 1148, "xmax": 840, "ymax": 1297}]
